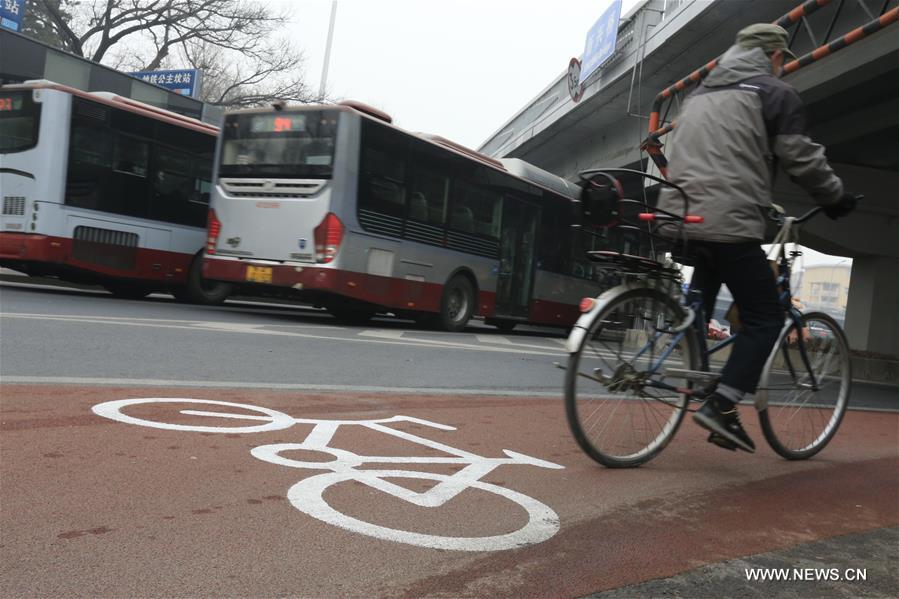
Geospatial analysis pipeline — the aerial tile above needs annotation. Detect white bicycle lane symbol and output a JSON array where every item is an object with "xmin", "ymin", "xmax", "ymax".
[{"xmin": 92, "ymin": 398, "xmax": 565, "ymax": 551}]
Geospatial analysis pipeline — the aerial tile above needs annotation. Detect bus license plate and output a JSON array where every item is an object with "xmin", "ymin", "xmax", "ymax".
[{"xmin": 246, "ymin": 266, "xmax": 273, "ymax": 283}]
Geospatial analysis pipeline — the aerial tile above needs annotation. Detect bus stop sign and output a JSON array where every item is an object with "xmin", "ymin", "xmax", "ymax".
[
  {"xmin": 1, "ymin": 0, "xmax": 24, "ymax": 32},
  {"xmin": 130, "ymin": 69, "xmax": 202, "ymax": 98}
]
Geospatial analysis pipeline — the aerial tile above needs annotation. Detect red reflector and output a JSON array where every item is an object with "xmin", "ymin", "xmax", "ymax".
[
  {"xmin": 685, "ymin": 215, "xmax": 704, "ymax": 223},
  {"xmin": 314, "ymin": 212, "xmax": 344, "ymax": 264},
  {"xmin": 638, "ymin": 213, "xmax": 655, "ymax": 221},
  {"xmin": 579, "ymin": 298, "xmax": 596, "ymax": 313},
  {"xmin": 206, "ymin": 208, "xmax": 221, "ymax": 254}
]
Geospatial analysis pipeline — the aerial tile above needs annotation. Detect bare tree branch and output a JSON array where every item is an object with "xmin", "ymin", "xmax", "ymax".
[
  {"xmin": 36, "ymin": 0, "xmax": 84, "ymax": 55},
  {"xmin": 27, "ymin": 0, "xmax": 321, "ymax": 108}
]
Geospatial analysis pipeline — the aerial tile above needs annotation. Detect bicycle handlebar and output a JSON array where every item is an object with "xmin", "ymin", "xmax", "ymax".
[{"xmin": 769, "ymin": 194, "xmax": 863, "ymax": 226}]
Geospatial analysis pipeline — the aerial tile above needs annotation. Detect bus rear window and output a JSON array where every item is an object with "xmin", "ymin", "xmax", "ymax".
[
  {"xmin": 0, "ymin": 91, "xmax": 41, "ymax": 153},
  {"xmin": 219, "ymin": 111, "xmax": 338, "ymax": 179}
]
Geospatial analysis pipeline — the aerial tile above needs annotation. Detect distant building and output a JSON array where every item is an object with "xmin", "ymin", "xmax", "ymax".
[{"xmin": 796, "ymin": 263, "xmax": 851, "ymax": 317}]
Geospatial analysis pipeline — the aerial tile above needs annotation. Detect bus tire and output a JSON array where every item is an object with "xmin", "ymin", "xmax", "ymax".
[
  {"xmin": 175, "ymin": 252, "xmax": 232, "ymax": 305},
  {"xmin": 103, "ymin": 281, "xmax": 151, "ymax": 299},
  {"xmin": 439, "ymin": 274, "xmax": 475, "ymax": 332}
]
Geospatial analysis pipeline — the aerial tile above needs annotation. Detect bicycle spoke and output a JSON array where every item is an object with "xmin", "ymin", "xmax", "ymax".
[
  {"xmin": 759, "ymin": 315, "xmax": 850, "ymax": 459},
  {"xmin": 565, "ymin": 289, "xmax": 694, "ymax": 467}
]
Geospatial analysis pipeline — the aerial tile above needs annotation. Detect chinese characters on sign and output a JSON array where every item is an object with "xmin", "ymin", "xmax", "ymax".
[
  {"xmin": 579, "ymin": 0, "xmax": 623, "ymax": 86},
  {"xmin": 129, "ymin": 69, "xmax": 201, "ymax": 98},
  {"xmin": 1, "ymin": 0, "xmax": 24, "ymax": 32}
]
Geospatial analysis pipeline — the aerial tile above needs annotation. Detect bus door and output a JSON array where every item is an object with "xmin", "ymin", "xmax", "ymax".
[{"xmin": 495, "ymin": 199, "xmax": 539, "ymax": 319}]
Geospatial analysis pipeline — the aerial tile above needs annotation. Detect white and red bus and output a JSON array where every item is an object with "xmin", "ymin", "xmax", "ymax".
[
  {"xmin": 203, "ymin": 102, "xmax": 635, "ymax": 331},
  {"xmin": 0, "ymin": 80, "xmax": 231, "ymax": 302}
]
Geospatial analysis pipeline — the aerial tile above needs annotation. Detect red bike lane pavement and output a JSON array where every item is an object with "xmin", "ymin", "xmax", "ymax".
[{"xmin": 1, "ymin": 384, "xmax": 897, "ymax": 597}]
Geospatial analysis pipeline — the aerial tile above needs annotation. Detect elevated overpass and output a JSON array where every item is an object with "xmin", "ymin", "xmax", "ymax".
[{"xmin": 479, "ymin": 0, "xmax": 899, "ymax": 359}]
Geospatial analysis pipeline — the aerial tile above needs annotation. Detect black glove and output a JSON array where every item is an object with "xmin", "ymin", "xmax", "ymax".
[{"xmin": 823, "ymin": 193, "xmax": 858, "ymax": 220}]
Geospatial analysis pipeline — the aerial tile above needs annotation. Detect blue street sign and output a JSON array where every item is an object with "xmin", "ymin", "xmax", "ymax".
[
  {"xmin": 579, "ymin": 0, "xmax": 622, "ymax": 85},
  {"xmin": 1, "ymin": 0, "xmax": 25, "ymax": 32},
  {"xmin": 129, "ymin": 69, "xmax": 201, "ymax": 98}
]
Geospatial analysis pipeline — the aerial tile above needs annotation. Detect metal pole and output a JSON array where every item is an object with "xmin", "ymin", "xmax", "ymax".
[{"xmin": 319, "ymin": 0, "xmax": 338, "ymax": 99}]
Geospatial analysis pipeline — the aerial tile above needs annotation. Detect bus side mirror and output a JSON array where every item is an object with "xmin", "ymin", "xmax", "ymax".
[{"xmin": 579, "ymin": 172, "xmax": 623, "ymax": 228}]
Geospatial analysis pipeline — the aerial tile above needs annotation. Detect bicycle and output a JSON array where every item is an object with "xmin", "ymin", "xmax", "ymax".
[
  {"xmin": 91, "ymin": 397, "xmax": 564, "ymax": 551},
  {"xmin": 562, "ymin": 169, "xmax": 854, "ymax": 468}
]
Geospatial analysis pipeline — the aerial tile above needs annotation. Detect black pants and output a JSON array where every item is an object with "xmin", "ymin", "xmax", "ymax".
[{"xmin": 688, "ymin": 241, "xmax": 784, "ymax": 394}]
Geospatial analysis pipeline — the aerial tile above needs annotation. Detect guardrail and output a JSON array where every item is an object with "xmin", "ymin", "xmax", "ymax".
[{"xmin": 641, "ymin": 0, "xmax": 899, "ymax": 178}]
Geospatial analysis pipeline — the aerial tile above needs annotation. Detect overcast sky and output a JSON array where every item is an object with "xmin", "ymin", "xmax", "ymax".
[
  {"xmin": 275, "ymin": 0, "xmax": 640, "ymax": 149},
  {"xmin": 272, "ymin": 0, "xmax": 850, "ymax": 266}
]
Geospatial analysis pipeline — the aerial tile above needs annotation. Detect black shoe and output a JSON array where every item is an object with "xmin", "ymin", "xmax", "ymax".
[
  {"xmin": 707, "ymin": 432, "xmax": 738, "ymax": 451},
  {"xmin": 693, "ymin": 395, "xmax": 756, "ymax": 453}
]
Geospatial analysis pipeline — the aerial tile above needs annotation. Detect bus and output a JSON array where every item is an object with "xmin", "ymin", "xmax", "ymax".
[
  {"xmin": 203, "ymin": 101, "xmax": 637, "ymax": 331},
  {"xmin": 0, "ymin": 80, "xmax": 231, "ymax": 303}
]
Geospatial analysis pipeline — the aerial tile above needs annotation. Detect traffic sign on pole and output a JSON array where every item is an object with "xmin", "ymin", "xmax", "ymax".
[{"xmin": 579, "ymin": 0, "xmax": 622, "ymax": 85}]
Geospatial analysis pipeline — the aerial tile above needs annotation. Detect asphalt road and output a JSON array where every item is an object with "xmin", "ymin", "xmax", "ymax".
[
  {"xmin": 1, "ymin": 277, "xmax": 898, "ymax": 598},
  {"xmin": 0, "ymin": 278, "xmax": 573, "ymax": 394}
]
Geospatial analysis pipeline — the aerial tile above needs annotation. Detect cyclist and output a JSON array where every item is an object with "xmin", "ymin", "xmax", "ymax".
[{"xmin": 655, "ymin": 23, "xmax": 857, "ymax": 452}]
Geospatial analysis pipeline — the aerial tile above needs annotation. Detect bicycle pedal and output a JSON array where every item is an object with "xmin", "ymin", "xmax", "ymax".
[{"xmin": 707, "ymin": 432, "xmax": 738, "ymax": 451}]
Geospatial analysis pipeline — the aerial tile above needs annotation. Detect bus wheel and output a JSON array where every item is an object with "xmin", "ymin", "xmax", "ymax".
[
  {"xmin": 440, "ymin": 275, "xmax": 475, "ymax": 332},
  {"xmin": 103, "ymin": 282, "xmax": 150, "ymax": 299},
  {"xmin": 327, "ymin": 306, "xmax": 375, "ymax": 326},
  {"xmin": 174, "ymin": 253, "xmax": 232, "ymax": 305}
]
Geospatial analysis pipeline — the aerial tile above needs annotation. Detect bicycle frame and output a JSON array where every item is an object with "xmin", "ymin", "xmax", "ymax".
[{"xmin": 570, "ymin": 240, "xmax": 822, "ymax": 404}]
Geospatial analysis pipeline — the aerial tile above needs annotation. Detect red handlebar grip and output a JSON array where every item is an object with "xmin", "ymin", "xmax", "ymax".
[{"xmin": 638, "ymin": 213, "xmax": 703, "ymax": 223}]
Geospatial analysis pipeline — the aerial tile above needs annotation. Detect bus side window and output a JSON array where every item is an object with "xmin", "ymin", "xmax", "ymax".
[
  {"xmin": 360, "ymin": 144, "xmax": 406, "ymax": 219},
  {"xmin": 408, "ymin": 192, "xmax": 428, "ymax": 221},
  {"xmin": 151, "ymin": 146, "xmax": 193, "ymax": 225},
  {"xmin": 408, "ymin": 166, "xmax": 448, "ymax": 226},
  {"xmin": 113, "ymin": 134, "xmax": 148, "ymax": 178},
  {"xmin": 451, "ymin": 205, "xmax": 475, "ymax": 233},
  {"xmin": 66, "ymin": 123, "xmax": 114, "ymax": 211},
  {"xmin": 452, "ymin": 180, "xmax": 500, "ymax": 238}
]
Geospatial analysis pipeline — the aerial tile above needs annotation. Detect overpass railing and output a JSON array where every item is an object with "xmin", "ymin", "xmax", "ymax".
[{"xmin": 641, "ymin": 0, "xmax": 899, "ymax": 178}]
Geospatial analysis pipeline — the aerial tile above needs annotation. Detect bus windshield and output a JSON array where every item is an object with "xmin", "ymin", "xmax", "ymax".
[
  {"xmin": 0, "ymin": 91, "xmax": 41, "ymax": 153},
  {"xmin": 219, "ymin": 110, "xmax": 338, "ymax": 179}
]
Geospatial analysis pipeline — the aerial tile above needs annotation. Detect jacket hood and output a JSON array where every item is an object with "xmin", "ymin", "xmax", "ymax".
[{"xmin": 704, "ymin": 44, "xmax": 774, "ymax": 87}]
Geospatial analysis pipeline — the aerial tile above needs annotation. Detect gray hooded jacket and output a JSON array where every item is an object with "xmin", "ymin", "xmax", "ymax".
[{"xmin": 655, "ymin": 45, "xmax": 843, "ymax": 242}]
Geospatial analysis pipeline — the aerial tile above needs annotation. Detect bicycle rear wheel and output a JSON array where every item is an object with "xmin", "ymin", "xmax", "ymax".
[
  {"xmin": 757, "ymin": 312, "xmax": 851, "ymax": 460},
  {"xmin": 565, "ymin": 288, "xmax": 699, "ymax": 468}
]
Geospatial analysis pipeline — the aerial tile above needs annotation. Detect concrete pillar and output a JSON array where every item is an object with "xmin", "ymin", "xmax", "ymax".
[{"xmin": 844, "ymin": 256, "xmax": 899, "ymax": 357}]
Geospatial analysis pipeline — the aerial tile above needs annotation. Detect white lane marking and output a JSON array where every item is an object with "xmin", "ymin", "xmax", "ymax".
[
  {"xmin": 476, "ymin": 335, "xmax": 512, "ymax": 344},
  {"xmin": 358, "ymin": 329, "xmax": 406, "ymax": 339},
  {"xmin": 1, "ymin": 312, "xmax": 567, "ymax": 357},
  {"xmin": 92, "ymin": 398, "xmax": 564, "ymax": 551},
  {"xmin": 1, "ymin": 375, "xmax": 564, "ymax": 396}
]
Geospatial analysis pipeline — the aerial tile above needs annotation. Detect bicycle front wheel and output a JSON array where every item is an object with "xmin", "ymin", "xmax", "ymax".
[
  {"xmin": 757, "ymin": 312, "xmax": 851, "ymax": 460},
  {"xmin": 565, "ymin": 288, "xmax": 699, "ymax": 468}
]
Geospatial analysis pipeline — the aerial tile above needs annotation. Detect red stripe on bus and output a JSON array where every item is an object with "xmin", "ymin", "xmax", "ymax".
[
  {"xmin": 203, "ymin": 257, "xmax": 586, "ymax": 327},
  {"xmin": 0, "ymin": 232, "xmax": 194, "ymax": 283}
]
